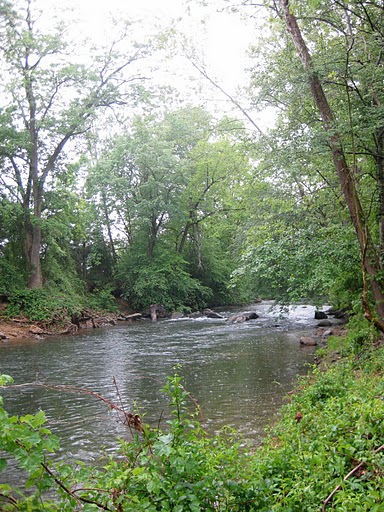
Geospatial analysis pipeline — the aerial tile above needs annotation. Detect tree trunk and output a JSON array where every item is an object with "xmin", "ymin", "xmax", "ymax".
[
  {"xmin": 24, "ymin": 36, "xmax": 43, "ymax": 289},
  {"xmin": 376, "ymin": 127, "xmax": 384, "ymax": 262},
  {"xmin": 27, "ymin": 182, "xmax": 43, "ymax": 289},
  {"xmin": 101, "ymin": 191, "xmax": 117, "ymax": 262},
  {"xmin": 279, "ymin": 0, "xmax": 384, "ymax": 327}
]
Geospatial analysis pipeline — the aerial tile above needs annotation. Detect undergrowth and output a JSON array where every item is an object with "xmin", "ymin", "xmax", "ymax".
[
  {"xmin": 1, "ymin": 318, "xmax": 384, "ymax": 510},
  {"xmin": 0, "ymin": 286, "xmax": 118, "ymax": 324}
]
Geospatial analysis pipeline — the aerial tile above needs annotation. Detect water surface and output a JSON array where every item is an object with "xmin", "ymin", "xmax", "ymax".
[{"xmin": 0, "ymin": 302, "xmax": 321, "ymax": 467}]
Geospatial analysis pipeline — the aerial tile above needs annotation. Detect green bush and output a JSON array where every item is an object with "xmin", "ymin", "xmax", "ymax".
[
  {"xmin": 3, "ymin": 288, "xmax": 84, "ymax": 323},
  {"xmin": 0, "ymin": 374, "xmax": 60, "ymax": 510},
  {"xmin": 0, "ymin": 258, "xmax": 27, "ymax": 297},
  {"xmin": 118, "ymin": 252, "xmax": 213, "ymax": 312},
  {"xmin": 85, "ymin": 286, "xmax": 119, "ymax": 313}
]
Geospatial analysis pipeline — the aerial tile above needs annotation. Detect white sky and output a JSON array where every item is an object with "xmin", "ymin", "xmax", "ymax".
[
  {"xmin": 42, "ymin": 0, "xmax": 254, "ymax": 92},
  {"xmin": 33, "ymin": 0, "xmax": 274, "ymax": 130}
]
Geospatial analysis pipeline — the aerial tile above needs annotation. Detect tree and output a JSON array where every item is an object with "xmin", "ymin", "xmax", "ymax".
[
  {"xmin": 235, "ymin": 0, "xmax": 384, "ymax": 323},
  {"xmin": 0, "ymin": 0, "xmax": 152, "ymax": 288},
  {"xmin": 273, "ymin": 0, "xmax": 384, "ymax": 327}
]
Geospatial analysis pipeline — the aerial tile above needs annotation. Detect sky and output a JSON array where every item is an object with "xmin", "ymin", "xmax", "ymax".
[
  {"xmin": 35, "ymin": 0, "xmax": 271, "ymax": 130},
  {"xmin": 51, "ymin": 0, "xmax": 255, "ymax": 93}
]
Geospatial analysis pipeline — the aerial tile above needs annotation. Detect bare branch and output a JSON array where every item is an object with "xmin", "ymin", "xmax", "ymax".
[{"xmin": 188, "ymin": 58, "xmax": 264, "ymax": 135}]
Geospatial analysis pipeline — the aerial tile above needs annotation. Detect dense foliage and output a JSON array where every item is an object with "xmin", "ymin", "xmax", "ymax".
[
  {"xmin": 1, "ymin": 320, "xmax": 384, "ymax": 510},
  {"xmin": 245, "ymin": 0, "xmax": 384, "ymax": 322}
]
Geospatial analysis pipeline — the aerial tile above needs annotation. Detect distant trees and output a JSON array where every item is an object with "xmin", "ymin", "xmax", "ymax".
[{"xmin": 87, "ymin": 108, "xmax": 252, "ymax": 309}]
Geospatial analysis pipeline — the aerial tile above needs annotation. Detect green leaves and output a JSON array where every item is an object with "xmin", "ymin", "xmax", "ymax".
[{"xmin": 0, "ymin": 374, "xmax": 14, "ymax": 386}]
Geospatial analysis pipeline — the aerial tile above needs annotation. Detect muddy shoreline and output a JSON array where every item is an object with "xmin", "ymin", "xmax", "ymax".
[{"xmin": 0, "ymin": 311, "xmax": 138, "ymax": 343}]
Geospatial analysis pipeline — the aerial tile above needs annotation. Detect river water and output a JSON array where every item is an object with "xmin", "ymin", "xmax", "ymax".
[{"xmin": 0, "ymin": 302, "xmax": 323, "ymax": 471}]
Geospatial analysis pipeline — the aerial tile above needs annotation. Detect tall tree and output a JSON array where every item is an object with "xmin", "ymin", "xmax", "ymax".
[
  {"xmin": 275, "ymin": 0, "xmax": 384, "ymax": 328},
  {"xmin": 243, "ymin": 0, "xmax": 384, "ymax": 326},
  {"xmin": 0, "ymin": 0, "xmax": 152, "ymax": 288},
  {"xmin": 87, "ymin": 106, "xmax": 251, "ymax": 309}
]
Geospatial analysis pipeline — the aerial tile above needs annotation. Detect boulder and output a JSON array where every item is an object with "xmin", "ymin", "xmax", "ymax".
[
  {"xmin": 29, "ymin": 325, "xmax": 49, "ymax": 335},
  {"xmin": 300, "ymin": 336, "xmax": 318, "ymax": 346},
  {"xmin": 227, "ymin": 314, "xmax": 247, "ymax": 323},
  {"xmin": 170, "ymin": 312, "xmax": 185, "ymax": 319},
  {"xmin": 0, "ymin": 331, "xmax": 9, "ymax": 340},
  {"xmin": 95, "ymin": 316, "xmax": 117, "ymax": 326},
  {"xmin": 189, "ymin": 311, "xmax": 204, "ymax": 319},
  {"xmin": 246, "ymin": 312, "xmax": 259, "ymax": 320},
  {"xmin": 227, "ymin": 312, "xmax": 259, "ymax": 323},
  {"xmin": 314, "ymin": 310, "xmax": 328, "ymax": 320},
  {"xmin": 79, "ymin": 319, "xmax": 95, "ymax": 329}
]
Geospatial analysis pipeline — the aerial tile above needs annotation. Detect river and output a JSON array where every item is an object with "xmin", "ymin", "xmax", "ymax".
[{"xmin": 0, "ymin": 302, "xmax": 324, "ymax": 472}]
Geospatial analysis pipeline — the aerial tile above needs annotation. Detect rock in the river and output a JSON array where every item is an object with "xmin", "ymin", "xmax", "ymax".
[
  {"xmin": 227, "ymin": 314, "xmax": 247, "ymax": 324},
  {"xmin": 188, "ymin": 311, "xmax": 204, "ymax": 318},
  {"xmin": 246, "ymin": 312, "xmax": 259, "ymax": 320},
  {"xmin": 227, "ymin": 312, "xmax": 259, "ymax": 323},
  {"xmin": 170, "ymin": 312, "xmax": 185, "ymax": 320},
  {"xmin": 314, "ymin": 310, "xmax": 328, "ymax": 320},
  {"xmin": 203, "ymin": 309, "xmax": 224, "ymax": 319},
  {"xmin": 300, "ymin": 336, "xmax": 318, "ymax": 346}
]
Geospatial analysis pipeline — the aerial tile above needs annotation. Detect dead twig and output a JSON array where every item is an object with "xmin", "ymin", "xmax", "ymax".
[
  {"xmin": 112, "ymin": 375, "xmax": 126, "ymax": 412},
  {"xmin": 322, "ymin": 444, "xmax": 384, "ymax": 510}
]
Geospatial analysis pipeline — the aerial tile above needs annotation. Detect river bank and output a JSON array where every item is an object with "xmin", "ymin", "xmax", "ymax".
[
  {"xmin": 0, "ymin": 309, "xmax": 137, "ymax": 342},
  {"xmin": 0, "ymin": 301, "xmax": 348, "ymax": 344},
  {"xmin": 0, "ymin": 315, "xmax": 120, "ymax": 342}
]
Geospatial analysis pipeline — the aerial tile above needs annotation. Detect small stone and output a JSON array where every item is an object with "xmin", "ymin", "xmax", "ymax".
[
  {"xmin": 29, "ymin": 325, "xmax": 45, "ymax": 335},
  {"xmin": 300, "ymin": 336, "xmax": 318, "ymax": 346}
]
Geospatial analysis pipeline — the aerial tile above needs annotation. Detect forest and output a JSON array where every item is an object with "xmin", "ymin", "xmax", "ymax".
[{"xmin": 1, "ymin": 0, "xmax": 384, "ymax": 510}]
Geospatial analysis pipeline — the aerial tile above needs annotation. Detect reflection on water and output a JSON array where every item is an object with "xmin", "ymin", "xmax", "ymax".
[{"xmin": 0, "ymin": 302, "xmax": 320, "ymax": 470}]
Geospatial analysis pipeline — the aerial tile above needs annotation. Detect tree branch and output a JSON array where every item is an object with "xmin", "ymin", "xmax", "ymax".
[
  {"xmin": 41, "ymin": 462, "xmax": 112, "ymax": 511},
  {"xmin": 322, "ymin": 444, "xmax": 384, "ymax": 510},
  {"xmin": 188, "ymin": 58, "xmax": 264, "ymax": 135}
]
